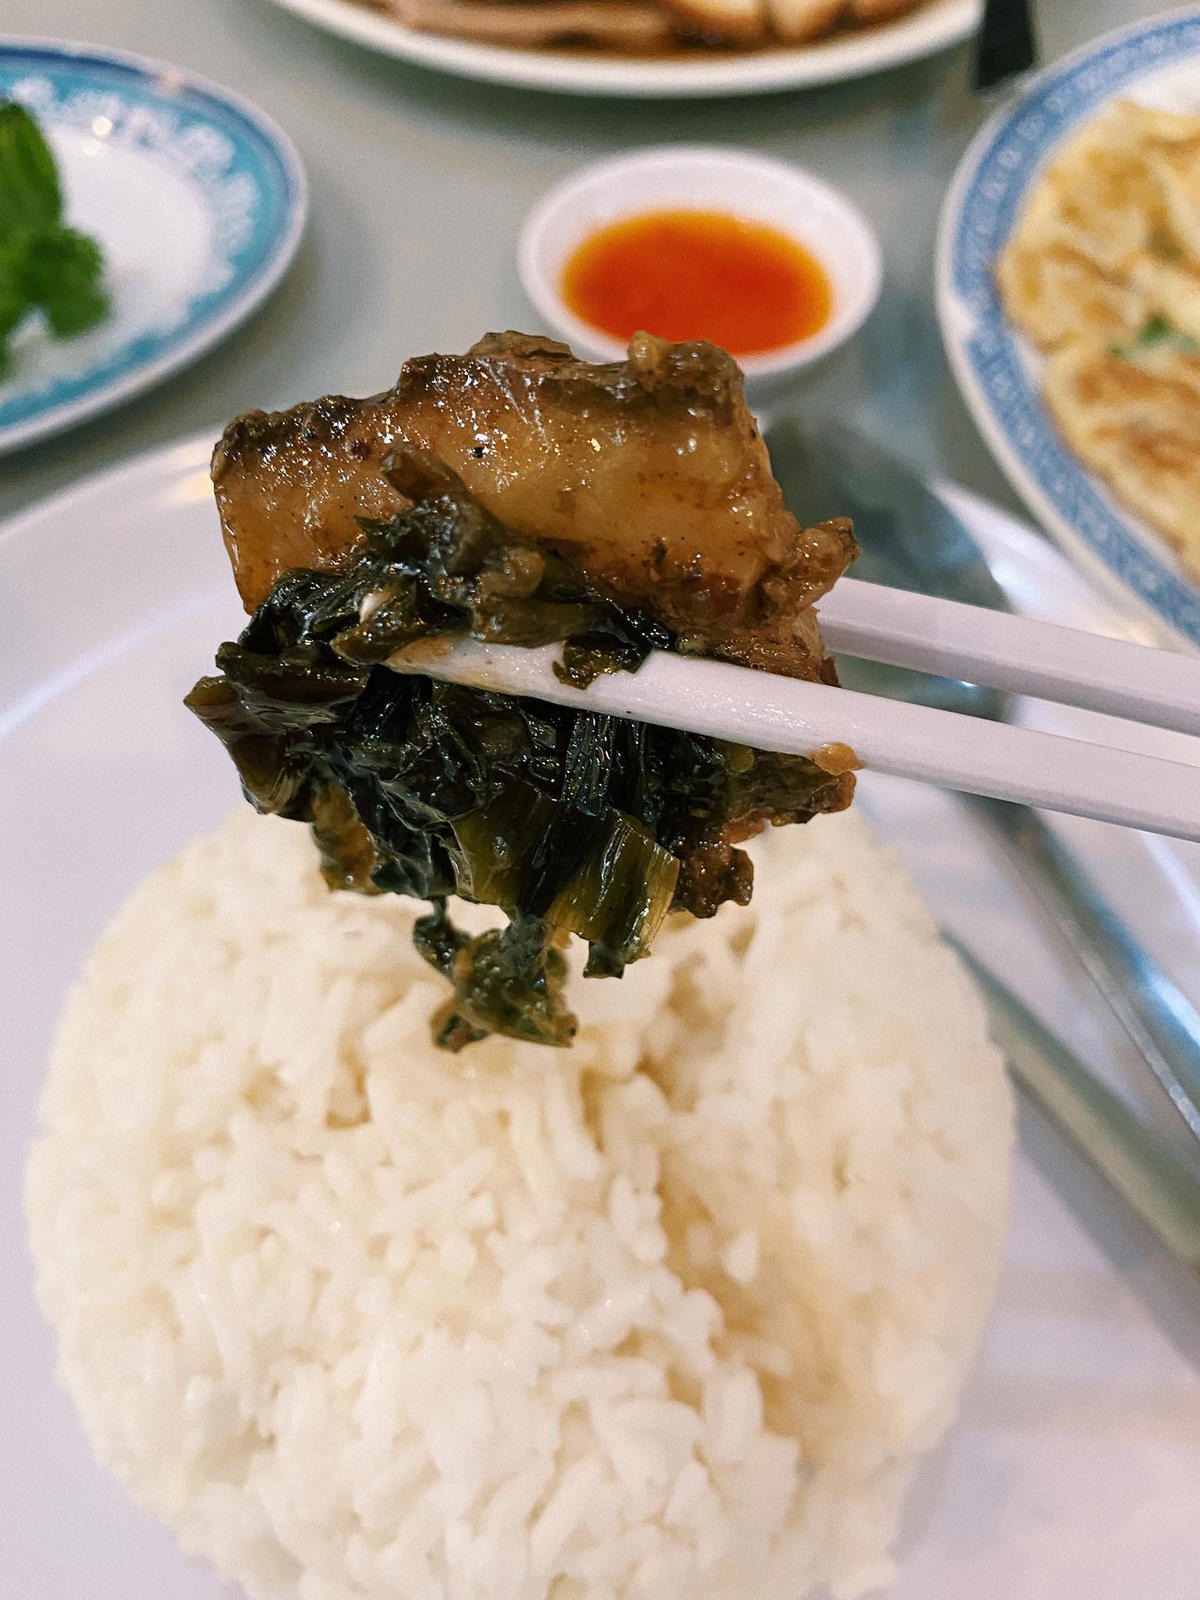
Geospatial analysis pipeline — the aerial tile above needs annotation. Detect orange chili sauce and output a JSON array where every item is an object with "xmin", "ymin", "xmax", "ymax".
[{"xmin": 561, "ymin": 209, "xmax": 834, "ymax": 357}]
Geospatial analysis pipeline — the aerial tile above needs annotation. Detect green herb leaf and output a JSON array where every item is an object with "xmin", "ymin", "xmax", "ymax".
[
  {"xmin": 1138, "ymin": 312, "xmax": 1175, "ymax": 347},
  {"xmin": 26, "ymin": 226, "xmax": 109, "ymax": 336},
  {"xmin": 0, "ymin": 102, "xmax": 62, "ymax": 239},
  {"xmin": 0, "ymin": 101, "xmax": 109, "ymax": 366},
  {"xmin": 1112, "ymin": 313, "xmax": 1200, "ymax": 361}
]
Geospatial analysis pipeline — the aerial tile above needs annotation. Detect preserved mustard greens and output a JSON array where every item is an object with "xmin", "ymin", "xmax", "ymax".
[
  {"xmin": 188, "ymin": 449, "xmax": 854, "ymax": 1051},
  {"xmin": 0, "ymin": 101, "xmax": 108, "ymax": 371}
]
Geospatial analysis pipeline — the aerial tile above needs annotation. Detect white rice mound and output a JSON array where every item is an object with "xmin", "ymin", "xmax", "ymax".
[{"xmin": 28, "ymin": 807, "xmax": 1012, "ymax": 1600}]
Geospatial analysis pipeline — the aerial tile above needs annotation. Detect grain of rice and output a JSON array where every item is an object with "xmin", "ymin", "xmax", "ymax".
[{"xmin": 27, "ymin": 805, "xmax": 1012, "ymax": 1600}]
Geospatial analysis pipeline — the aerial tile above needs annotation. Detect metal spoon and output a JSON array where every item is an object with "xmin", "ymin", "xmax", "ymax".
[{"xmin": 766, "ymin": 415, "xmax": 1200, "ymax": 1146}]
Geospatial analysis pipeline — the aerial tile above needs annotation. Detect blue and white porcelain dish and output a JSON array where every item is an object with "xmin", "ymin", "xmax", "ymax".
[
  {"xmin": 0, "ymin": 39, "xmax": 307, "ymax": 454},
  {"xmin": 936, "ymin": 7, "xmax": 1200, "ymax": 652}
]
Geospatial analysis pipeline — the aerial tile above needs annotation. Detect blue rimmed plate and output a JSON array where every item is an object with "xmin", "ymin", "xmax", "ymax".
[
  {"xmin": 937, "ymin": 7, "xmax": 1200, "ymax": 652},
  {"xmin": 0, "ymin": 40, "xmax": 307, "ymax": 453}
]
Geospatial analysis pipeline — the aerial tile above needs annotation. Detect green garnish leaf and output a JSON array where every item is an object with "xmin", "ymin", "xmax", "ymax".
[
  {"xmin": 1137, "ymin": 312, "xmax": 1175, "ymax": 346},
  {"xmin": 1112, "ymin": 313, "xmax": 1200, "ymax": 361},
  {"xmin": 0, "ymin": 101, "xmax": 63, "ymax": 238},
  {"xmin": 0, "ymin": 100, "xmax": 109, "ymax": 367},
  {"xmin": 28, "ymin": 226, "xmax": 109, "ymax": 336}
]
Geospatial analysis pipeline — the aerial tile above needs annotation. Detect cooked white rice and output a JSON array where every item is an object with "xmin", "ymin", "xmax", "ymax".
[{"xmin": 27, "ymin": 807, "xmax": 1012, "ymax": 1600}]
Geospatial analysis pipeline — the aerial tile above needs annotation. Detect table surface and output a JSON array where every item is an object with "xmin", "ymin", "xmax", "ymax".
[
  {"xmin": 0, "ymin": 0, "xmax": 1167, "ymax": 527},
  {"xmin": 4, "ymin": 11, "xmax": 1199, "ymax": 1599}
]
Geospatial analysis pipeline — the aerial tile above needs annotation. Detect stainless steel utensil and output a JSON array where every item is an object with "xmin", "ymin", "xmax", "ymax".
[
  {"xmin": 959, "ymin": 946, "xmax": 1200, "ymax": 1269},
  {"xmin": 766, "ymin": 415, "xmax": 1200, "ymax": 1144}
]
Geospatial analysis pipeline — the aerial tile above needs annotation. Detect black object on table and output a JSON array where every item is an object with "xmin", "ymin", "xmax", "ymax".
[{"xmin": 972, "ymin": 0, "xmax": 1037, "ymax": 93}]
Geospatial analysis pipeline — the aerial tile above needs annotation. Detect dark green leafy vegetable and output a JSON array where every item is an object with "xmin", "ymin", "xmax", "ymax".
[
  {"xmin": 0, "ymin": 100, "xmax": 109, "ymax": 371},
  {"xmin": 187, "ymin": 450, "xmax": 854, "ymax": 1050}
]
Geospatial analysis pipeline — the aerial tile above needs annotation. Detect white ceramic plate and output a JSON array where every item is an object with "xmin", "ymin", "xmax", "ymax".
[
  {"xmin": 937, "ymin": 7, "xmax": 1200, "ymax": 652},
  {"xmin": 2, "ymin": 443, "xmax": 1198, "ymax": 1595},
  {"xmin": 263, "ymin": 0, "xmax": 979, "ymax": 98},
  {"xmin": 0, "ymin": 40, "xmax": 307, "ymax": 453}
]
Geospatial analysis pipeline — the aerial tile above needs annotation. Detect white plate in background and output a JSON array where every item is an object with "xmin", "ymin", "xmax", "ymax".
[
  {"xmin": 262, "ymin": 0, "xmax": 978, "ymax": 98},
  {"xmin": 1, "ymin": 442, "xmax": 1197, "ymax": 1596}
]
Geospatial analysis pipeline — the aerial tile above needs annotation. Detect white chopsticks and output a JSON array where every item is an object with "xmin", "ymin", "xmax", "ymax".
[
  {"xmin": 821, "ymin": 578, "xmax": 1200, "ymax": 737},
  {"xmin": 387, "ymin": 592, "xmax": 1200, "ymax": 842}
]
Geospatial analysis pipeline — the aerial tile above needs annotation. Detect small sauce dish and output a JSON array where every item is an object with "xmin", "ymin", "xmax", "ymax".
[{"xmin": 518, "ymin": 146, "xmax": 882, "ymax": 386}]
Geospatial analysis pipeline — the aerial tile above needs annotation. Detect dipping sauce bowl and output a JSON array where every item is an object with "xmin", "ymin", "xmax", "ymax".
[{"xmin": 519, "ymin": 145, "xmax": 882, "ymax": 385}]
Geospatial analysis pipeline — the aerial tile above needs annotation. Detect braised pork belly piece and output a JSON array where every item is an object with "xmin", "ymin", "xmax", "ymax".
[
  {"xmin": 191, "ymin": 335, "xmax": 858, "ymax": 1051},
  {"xmin": 214, "ymin": 332, "xmax": 855, "ymax": 677}
]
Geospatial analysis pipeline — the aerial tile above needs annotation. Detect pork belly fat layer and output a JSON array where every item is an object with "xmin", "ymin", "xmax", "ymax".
[{"xmin": 212, "ymin": 332, "xmax": 857, "ymax": 678}]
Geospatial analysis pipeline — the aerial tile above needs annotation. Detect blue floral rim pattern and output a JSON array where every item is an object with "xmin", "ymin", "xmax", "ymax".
[
  {"xmin": 944, "ymin": 8, "xmax": 1200, "ymax": 646},
  {"xmin": 0, "ymin": 40, "xmax": 306, "ymax": 447}
]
